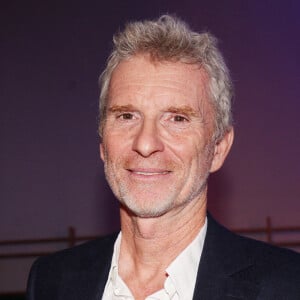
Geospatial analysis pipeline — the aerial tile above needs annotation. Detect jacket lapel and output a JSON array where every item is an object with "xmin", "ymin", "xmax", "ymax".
[
  {"xmin": 193, "ymin": 215, "xmax": 260, "ymax": 300},
  {"xmin": 59, "ymin": 234, "xmax": 116, "ymax": 300}
]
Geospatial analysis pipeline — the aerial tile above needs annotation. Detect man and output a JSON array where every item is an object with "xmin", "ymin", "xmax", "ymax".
[{"xmin": 27, "ymin": 15, "xmax": 300, "ymax": 299}]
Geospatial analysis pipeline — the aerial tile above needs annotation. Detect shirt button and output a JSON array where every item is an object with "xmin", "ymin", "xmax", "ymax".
[{"xmin": 114, "ymin": 288, "xmax": 120, "ymax": 295}]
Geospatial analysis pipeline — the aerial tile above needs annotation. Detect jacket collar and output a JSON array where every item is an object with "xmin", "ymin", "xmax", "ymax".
[
  {"xmin": 193, "ymin": 214, "xmax": 260, "ymax": 300},
  {"xmin": 60, "ymin": 234, "xmax": 117, "ymax": 300}
]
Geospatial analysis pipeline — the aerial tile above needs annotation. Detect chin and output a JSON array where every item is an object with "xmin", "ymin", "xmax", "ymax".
[{"xmin": 119, "ymin": 197, "xmax": 175, "ymax": 219}]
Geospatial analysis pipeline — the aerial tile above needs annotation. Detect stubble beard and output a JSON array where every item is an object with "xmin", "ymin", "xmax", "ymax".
[
  {"xmin": 102, "ymin": 141, "xmax": 215, "ymax": 219},
  {"xmin": 104, "ymin": 159, "xmax": 211, "ymax": 219},
  {"xmin": 125, "ymin": 178, "xmax": 209, "ymax": 218}
]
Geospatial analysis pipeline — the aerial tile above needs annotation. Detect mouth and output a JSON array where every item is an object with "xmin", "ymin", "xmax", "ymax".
[
  {"xmin": 127, "ymin": 168, "xmax": 171, "ymax": 176},
  {"xmin": 133, "ymin": 171, "xmax": 170, "ymax": 176}
]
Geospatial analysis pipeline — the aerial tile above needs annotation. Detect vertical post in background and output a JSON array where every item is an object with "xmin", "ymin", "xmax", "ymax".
[
  {"xmin": 68, "ymin": 227, "xmax": 76, "ymax": 248},
  {"xmin": 266, "ymin": 217, "xmax": 272, "ymax": 244}
]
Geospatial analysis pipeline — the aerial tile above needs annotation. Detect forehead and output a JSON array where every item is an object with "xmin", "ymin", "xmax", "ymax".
[{"xmin": 108, "ymin": 54, "xmax": 211, "ymax": 112}]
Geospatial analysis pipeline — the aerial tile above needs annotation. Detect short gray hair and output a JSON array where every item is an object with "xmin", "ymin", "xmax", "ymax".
[{"xmin": 98, "ymin": 15, "xmax": 233, "ymax": 141}]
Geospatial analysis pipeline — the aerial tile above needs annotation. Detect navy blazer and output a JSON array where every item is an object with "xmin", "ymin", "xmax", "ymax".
[{"xmin": 26, "ymin": 215, "xmax": 300, "ymax": 299}]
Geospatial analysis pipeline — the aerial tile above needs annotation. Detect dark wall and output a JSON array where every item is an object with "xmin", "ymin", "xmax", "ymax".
[{"xmin": 1, "ymin": 0, "xmax": 300, "ymax": 241}]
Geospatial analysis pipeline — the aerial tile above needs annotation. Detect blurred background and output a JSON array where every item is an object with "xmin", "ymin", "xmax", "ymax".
[{"xmin": 1, "ymin": 0, "xmax": 299, "ymax": 297}]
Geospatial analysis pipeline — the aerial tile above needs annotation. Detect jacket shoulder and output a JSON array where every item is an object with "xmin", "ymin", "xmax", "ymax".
[
  {"xmin": 207, "ymin": 214, "xmax": 300, "ymax": 272},
  {"xmin": 35, "ymin": 232, "xmax": 117, "ymax": 269},
  {"xmin": 205, "ymin": 215, "xmax": 300, "ymax": 298},
  {"xmin": 26, "ymin": 233, "xmax": 117, "ymax": 300}
]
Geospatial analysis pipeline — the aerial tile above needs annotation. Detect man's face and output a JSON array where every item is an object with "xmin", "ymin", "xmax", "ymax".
[{"xmin": 100, "ymin": 54, "xmax": 226, "ymax": 218}]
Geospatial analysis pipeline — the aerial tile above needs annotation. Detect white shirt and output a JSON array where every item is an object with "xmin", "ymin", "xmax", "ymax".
[{"xmin": 102, "ymin": 218, "xmax": 207, "ymax": 300}]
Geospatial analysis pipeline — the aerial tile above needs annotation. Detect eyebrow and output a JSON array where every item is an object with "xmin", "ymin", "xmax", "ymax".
[
  {"xmin": 108, "ymin": 104, "xmax": 199, "ymax": 117},
  {"xmin": 108, "ymin": 105, "xmax": 136, "ymax": 113},
  {"xmin": 165, "ymin": 106, "xmax": 198, "ymax": 117}
]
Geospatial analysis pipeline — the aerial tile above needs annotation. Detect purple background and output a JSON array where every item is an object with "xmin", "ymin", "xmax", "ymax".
[{"xmin": 1, "ymin": 0, "xmax": 300, "ymax": 244}]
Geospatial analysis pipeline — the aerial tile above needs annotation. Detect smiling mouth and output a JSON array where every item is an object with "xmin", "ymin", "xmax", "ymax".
[
  {"xmin": 133, "ymin": 171, "xmax": 170, "ymax": 176},
  {"xmin": 128, "ymin": 169, "xmax": 171, "ymax": 176}
]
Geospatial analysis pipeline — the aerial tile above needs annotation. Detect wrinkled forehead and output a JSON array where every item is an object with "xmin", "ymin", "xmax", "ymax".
[{"xmin": 108, "ymin": 54, "xmax": 212, "ymax": 110}]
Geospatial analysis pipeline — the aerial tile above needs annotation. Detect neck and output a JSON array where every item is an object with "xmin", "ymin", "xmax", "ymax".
[{"xmin": 117, "ymin": 191, "xmax": 207, "ymax": 298}]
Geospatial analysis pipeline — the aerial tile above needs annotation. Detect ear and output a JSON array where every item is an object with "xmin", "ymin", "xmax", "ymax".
[
  {"xmin": 210, "ymin": 127, "xmax": 234, "ymax": 173},
  {"xmin": 100, "ymin": 143, "xmax": 105, "ymax": 162}
]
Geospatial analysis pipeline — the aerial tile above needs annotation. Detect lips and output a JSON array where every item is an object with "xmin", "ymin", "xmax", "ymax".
[
  {"xmin": 127, "ymin": 168, "xmax": 171, "ymax": 176},
  {"xmin": 134, "ymin": 171, "xmax": 170, "ymax": 176}
]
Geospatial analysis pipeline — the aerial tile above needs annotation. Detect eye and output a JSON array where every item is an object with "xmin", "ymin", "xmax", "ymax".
[
  {"xmin": 118, "ymin": 113, "xmax": 134, "ymax": 120},
  {"xmin": 161, "ymin": 112, "xmax": 191, "ymax": 130},
  {"xmin": 172, "ymin": 115, "xmax": 189, "ymax": 122}
]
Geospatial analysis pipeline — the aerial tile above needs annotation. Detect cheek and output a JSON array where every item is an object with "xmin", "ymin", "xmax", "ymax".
[
  {"xmin": 102, "ymin": 134, "xmax": 130, "ymax": 165},
  {"xmin": 166, "ymin": 133, "xmax": 204, "ymax": 159},
  {"xmin": 184, "ymin": 141, "xmax": 213, "ymax": 173}
]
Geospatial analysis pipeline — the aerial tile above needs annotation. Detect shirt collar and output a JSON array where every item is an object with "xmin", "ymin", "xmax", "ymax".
[
  {"xmin": 105, "ymin": 233, "xmax": 135, "ymax": 298},
  {"xmin": 165, "ymin": 217, "xmax": 207, "ymax": 299}
]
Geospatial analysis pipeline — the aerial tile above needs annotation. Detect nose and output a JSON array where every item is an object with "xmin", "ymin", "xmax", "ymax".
[{"xmin": 132, "ymin": 119, "xmax": 164, "ymax": 157}]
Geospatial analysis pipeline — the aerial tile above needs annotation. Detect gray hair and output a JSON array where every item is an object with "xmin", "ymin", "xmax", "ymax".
[{"xmin": 98, "ymin": 15, "xmax": 233, "ymax": 141}]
